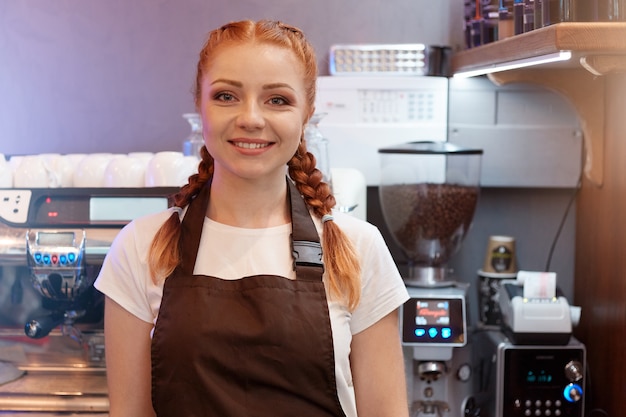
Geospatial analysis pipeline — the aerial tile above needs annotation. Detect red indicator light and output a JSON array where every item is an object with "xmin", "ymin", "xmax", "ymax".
[
  {"xmin": 48, "ymin": 212, "xmax": 59, "ymax": 217},
  {"xmin": 45, "ymin": 197, "xmax": 52, "ymax": 204},
  {"xmin": 51, "ymin": 255, "xmax": 58, "ymax": 264}
]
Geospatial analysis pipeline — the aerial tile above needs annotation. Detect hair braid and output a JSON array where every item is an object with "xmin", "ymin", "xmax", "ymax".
[
  {"xmin": 288, "ymin": 142, "xmax": 362, "ymax": 310},
  {"xmin": 148, "ymin": 146, "xmax": 213, "ymax": 282}
]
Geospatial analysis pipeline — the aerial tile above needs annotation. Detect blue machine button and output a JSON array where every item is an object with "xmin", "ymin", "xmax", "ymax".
[
  {"xmin": 442, "ymin": 328, "xmax": 452, "ymax": 339},
  {"xmin": 68, "ymin": 252, "xmax": 76, "ymax": 263},
  {"xmin": 59, "ymin": 254, "xmax": 67, "ymax": 264},
  {"xmin": 563, "ymin": 383, "xmax": 583, "ymax": 402},
  {"xmin": 428, "ymin": 328, "xmax": 438, "ymax": 338},
  {"xmin": 34, "ymin": 253, "xmax": 43, "ymax": 263},
  {"xmin": 415, "ymin": 328, "xmax": 426, "ymax": 337},
  {"xmin": 43, "ymin": 254, "xmax": 51, "ymax": 264}
]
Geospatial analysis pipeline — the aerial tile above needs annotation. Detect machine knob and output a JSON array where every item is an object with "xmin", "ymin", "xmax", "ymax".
[
  {"xmin": 563, "ymin": 383, "xmax": 583, "ymax": 403},
  {"xmin": 457, "ymin": 363, "xmax": 472, "ymax": 382},
  {"xmin": 564, "ymin": 360, "xmax": 584, "ymax": 382}
]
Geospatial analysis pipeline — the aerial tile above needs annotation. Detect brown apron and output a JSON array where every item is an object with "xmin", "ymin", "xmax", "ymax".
[{"xmin": 151, "ymin": 180, "xmax": 347, "ymax": 417}]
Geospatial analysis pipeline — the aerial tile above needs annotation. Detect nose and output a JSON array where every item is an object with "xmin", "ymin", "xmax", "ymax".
[{"xmin": 236, "ymin": 101, "xmax": 265, "ymax": 130}]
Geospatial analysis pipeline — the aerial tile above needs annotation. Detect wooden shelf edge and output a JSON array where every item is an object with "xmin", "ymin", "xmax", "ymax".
[{"xmin": 452, "ymin": 22, "xmax": 626, "ymax": 74}]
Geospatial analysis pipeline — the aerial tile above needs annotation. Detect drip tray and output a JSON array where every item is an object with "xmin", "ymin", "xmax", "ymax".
[
  {"xmin": 0, "ymin": 331, "xmax": 108, "ymax": 414},
  {"xmin": 0, "ymin": 370, "xmax": 108, "ymax": 413}
]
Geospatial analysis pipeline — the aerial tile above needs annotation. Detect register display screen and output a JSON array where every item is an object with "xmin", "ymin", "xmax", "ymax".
[{"xmin": 401, "ymin": 297, "xmax": 465, "ymax": 345}]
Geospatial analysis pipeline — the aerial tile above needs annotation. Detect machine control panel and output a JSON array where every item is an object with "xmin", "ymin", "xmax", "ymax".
[
  {"xmin": 28, "ymin": 231, "xmax": 82, "ymax": 267},
  {"xmin": 26, "ymin": 229, "xmax": 87, "ymax": 300},
  {"xmin": 0, "ymin": 189, "xmax": 32, "ymax": 224},
  {"xmin": 401, "ymin": 289, "xmax": 467, "ymax": 347},
  {"xmin": 501, "ymin": 344, "xmax": 585, "ymax": 417},
  {"xmin": 474, "ymin": 330, "xmax": 585, "ymax": 417},
  {"xmin": 0, "ymin": 188, "xmax": 173, "ymax": 228}
]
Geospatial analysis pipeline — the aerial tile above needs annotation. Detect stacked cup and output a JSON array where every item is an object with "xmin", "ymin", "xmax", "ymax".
[
  {"xmin": 3, "ymin": 151, "xmax": 200, "ymax": 188},
  {"xmin": 477, "ymin": 235, "xmax": 518, "ymax": 327}
]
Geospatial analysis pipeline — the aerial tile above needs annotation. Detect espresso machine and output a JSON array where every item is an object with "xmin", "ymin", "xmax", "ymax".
[
  {"xmin": 0, "ymin": 187, "xmax": 173, "ymax": 414},
  {"xmin": 378, "ymin": 141, "xmax": 483, "ymax": 417}
]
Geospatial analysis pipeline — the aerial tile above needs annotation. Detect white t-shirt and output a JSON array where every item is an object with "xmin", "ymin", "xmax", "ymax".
[{"xmin": 94, "ymin": 207, "xmax": 409, "ymax": 417}]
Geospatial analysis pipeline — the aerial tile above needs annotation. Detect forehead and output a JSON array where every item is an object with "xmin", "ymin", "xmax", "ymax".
[{"xmin": 203, "ymin": 42, "xmax": 304, "ymax": 81}]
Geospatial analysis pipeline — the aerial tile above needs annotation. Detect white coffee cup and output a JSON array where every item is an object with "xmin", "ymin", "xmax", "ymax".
[
  {"xmin": 64, "ymin": 153, "xmax": 87, "ymax": 166},
  {"xmin": 145, "ymin": 151, "xmax": 188, "ymax": 187},
  {"xmin": 39, "ymin": 153, "xmax": 67, "ymax": 188},
  {"xmin": 73, "ymin": 153, "xmax": 117, "ymax": 187},
  {"xmin": 13, "ymin": 155, "xmax": 51, "ymax": 188},
  {"xmin": 8, "ymin": 155, "xmax": 24, "ymax": 172},
  {"xmin": 56, "ymin": 154, "xmax": 87, "ymax": 187},
  {"xmin": 127, "ymin": 152, "xmax": 154, "ymax": 163},
  {"xmin": 180, "ymin": 156, "xmax": 200, "ymax": 183},
  {"xmin": 104, "ymin": 155, "xmax": 147, "ymax": 188}
]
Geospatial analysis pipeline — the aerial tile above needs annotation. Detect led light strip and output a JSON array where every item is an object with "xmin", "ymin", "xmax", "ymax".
[{"xmin": 453, "ymin": 51, "xmax": 573, "ymax": 78}]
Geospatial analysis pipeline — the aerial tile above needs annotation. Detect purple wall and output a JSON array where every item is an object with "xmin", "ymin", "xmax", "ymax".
[{"xmin": 0, "ymin": 0, "xmax": 462, "ymax": 155}]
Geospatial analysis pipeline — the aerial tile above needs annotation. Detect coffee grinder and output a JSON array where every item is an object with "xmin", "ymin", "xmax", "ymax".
[{"xmin": 378, "ymin": 141, "xmax": 483, "ymax": 417}]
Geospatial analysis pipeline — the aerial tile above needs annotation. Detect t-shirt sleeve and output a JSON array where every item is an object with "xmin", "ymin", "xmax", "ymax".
[
  {"xmin": 93, "ymin": 217, "xmax": 157, "ymax": 324},
  {"xmin": 349, "ymin": 225, "xmax": 409, "ymax": 335}
]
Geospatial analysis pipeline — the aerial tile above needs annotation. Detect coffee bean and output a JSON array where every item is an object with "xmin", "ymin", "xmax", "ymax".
[{"xmin": 380, "ymin": 183, "xmax": 478, "ymax": 266}]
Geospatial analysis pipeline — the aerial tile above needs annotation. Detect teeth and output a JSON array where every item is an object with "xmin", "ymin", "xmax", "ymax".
[{"xmin": 233, "ymin": 142, "xmax": 269, "ymax": 149}]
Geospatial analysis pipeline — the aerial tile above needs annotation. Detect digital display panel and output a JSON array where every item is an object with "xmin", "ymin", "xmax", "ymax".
[
  {"xmin": 30, "ymin": 191, "xmax": 171, "ymax": 226},
  {"xmin": 525, "ymin": 369, "xmax": 554, "ymax": 384},
  {"xmin": 90, "ymin": 197, "xmax": 168, "ymax": 221},
  {"xmin": 415, "ymin": 300, "xmax": 450, "ymax": 326},
  {"xmin": 504, "ymin": 349, "xmax": 576, "ymax": 388},
  {"xmin": 36, "ymin": 231, "xmax": 75, "ymax": 246},
  {"xmin": 34, "ymin": 195, "xmax": 90, "ymax": 224},
  {"xmin": 402, "ymin": 297, "xmax": 465, "ymax": 345}
]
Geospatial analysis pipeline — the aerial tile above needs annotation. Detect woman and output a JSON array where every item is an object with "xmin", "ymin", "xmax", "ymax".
[{"xmin": 95, "ymin": 19, "xmax": 409, "ymax": 417}]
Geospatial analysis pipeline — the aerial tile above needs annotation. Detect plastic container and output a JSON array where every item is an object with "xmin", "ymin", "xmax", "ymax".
[
  {"xmin": 378, "ymin": 141, "xmax": 483, "ymax": 285},
  {"xmin": 304, "ymin": 113, "xmax": 331, "ymax": 184},
  {"xmin": 182, "ymin": 113, "xmax": 204, "ymax": 158}
]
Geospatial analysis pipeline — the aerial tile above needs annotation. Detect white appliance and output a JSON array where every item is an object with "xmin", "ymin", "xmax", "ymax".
[{"xmin": 315, "ymin": 76, "xmax": 449, "ymax": 187}]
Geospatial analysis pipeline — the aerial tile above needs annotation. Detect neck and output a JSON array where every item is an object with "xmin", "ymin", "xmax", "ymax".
[{"xmin": 206, "ymin": 174, "xmax": 291, "ymax": 228}]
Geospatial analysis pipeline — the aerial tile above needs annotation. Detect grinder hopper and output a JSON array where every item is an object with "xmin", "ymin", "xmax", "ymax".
[{"xmin": 378, "ymin": 141, "xmax": 482, "ymax": 286}]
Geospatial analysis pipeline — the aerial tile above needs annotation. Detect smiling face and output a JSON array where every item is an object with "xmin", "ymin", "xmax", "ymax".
[{"xmin": 198, "ymin": 41, "xmax": 310, "ymax": 183}]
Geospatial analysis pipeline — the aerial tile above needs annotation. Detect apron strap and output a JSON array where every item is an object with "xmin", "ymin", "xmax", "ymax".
[
  {"xmin": 179, "ymin": 182, "xmax": 212, "ymax": 276},
  {"xmin": 287, "ymin": 179, "xmax": 325, "ymax": 282},
  {"xmin": 177, "ymin": 178, "xmax": 324, "ymax": 282}
]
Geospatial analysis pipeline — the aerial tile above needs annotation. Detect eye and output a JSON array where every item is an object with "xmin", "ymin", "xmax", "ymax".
[
  {"xmin": 268, "ymin": 96, "xmax": 288, "ymax": 106},
  {"xmin": 215, "ymin": 92, "xmax": 236, "ymax": 102}
]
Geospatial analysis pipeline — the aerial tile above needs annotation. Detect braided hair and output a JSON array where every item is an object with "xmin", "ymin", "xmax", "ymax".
[{"xmin": 148, "ymin": 20, "xmax": 361, "ymax": 310}]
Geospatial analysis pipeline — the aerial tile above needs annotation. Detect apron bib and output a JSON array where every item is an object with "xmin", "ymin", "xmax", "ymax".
[{"xmin": 151, "ymin": 180, "xmax": 347, "ymax": 417}]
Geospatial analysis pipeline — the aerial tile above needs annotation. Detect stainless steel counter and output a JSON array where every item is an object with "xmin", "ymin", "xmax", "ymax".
[{"xmin": 0, "ymin": 331, "xmax": 108, "ymax": 414}]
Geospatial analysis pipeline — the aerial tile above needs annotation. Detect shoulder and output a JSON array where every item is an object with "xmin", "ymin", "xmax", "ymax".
[
  {"xmin": 329, "ymin": 211, "xmax": 388, "ymax": 254},
  {"xmin": 329, "ymin": 211, "xmax": 380, "ymax": 237},
  {"xmin": 110, "ymin": 207, "xmax": 182, "ymax": 257}
]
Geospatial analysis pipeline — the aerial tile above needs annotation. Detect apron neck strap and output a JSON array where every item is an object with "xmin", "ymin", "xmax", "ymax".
[
  {"xmin": 287, "ymin": 179, "xmax": 324, "ymax": 282},
  {"xmin": 179, "ymin": 182, "xmax": 212, "ymax": 276},
  {"xmin": 177, "ymin": 178, "xmax": 324, "ymax": 282}
]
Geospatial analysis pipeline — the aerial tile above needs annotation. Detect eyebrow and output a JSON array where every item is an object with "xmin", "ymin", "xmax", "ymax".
[{"xmin": 210, "ymin": 79, "xmax": 295, "ymax": 91}]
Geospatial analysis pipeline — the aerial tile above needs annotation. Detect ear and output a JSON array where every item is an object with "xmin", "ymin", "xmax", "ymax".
[{"xmin": 306, "ymin": 107, "xmax": 315, "ymax": 122}]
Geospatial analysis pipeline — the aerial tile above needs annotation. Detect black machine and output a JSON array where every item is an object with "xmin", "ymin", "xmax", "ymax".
[{"xmin": 473, "ymin": 330, "xmax": 585, "ymax": 417}]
